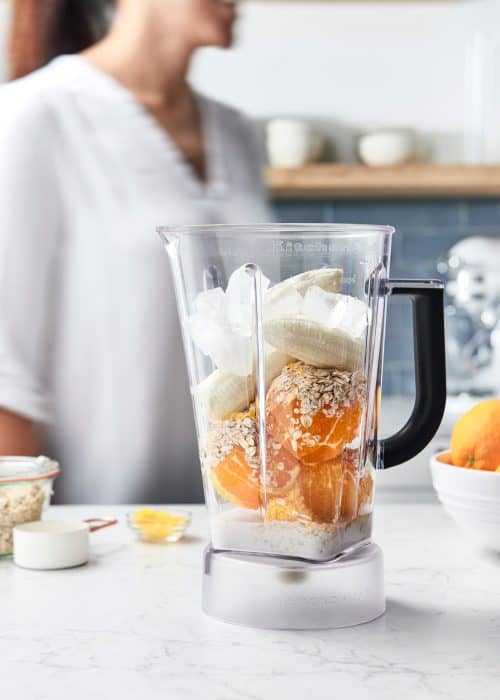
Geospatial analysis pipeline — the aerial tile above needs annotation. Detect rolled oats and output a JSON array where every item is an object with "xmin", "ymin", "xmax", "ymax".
[{"xmin": 0, "ymin": 484, "xmax": 45, "ymax": 556}]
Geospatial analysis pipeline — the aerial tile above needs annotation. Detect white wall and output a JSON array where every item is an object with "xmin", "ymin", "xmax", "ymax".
[
  {"xmin": 194, "ymin": 1, "xmax": 467, "ymax": 130},
  {"xmin": 1, "ymin": 1, "xmax": 500, "ymax": 162},
  {"xmin": 190, "ymin": 0, "xmax": 500, "ymax": 163}
]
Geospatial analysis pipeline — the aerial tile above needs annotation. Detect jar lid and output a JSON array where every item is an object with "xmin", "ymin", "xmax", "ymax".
[{"xmin": 0, "ymin": 456, "xmax": 60, "ymax": 484}]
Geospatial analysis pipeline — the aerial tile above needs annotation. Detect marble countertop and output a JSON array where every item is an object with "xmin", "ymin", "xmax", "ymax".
[{"xmin": 2, "ymin": 503, "xmax": 499, "ymax": 700}]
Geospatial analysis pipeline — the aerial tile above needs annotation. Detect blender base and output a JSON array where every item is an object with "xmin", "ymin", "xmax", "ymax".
[{"xmin": 202, "ymin": 542, "xmax": 385, "ymax": 630}]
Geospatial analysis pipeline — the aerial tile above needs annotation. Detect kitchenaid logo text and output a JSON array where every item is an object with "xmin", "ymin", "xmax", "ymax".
[{"xmin": 273, "ymin": 241, "xmax": 347, "ymax": 255}]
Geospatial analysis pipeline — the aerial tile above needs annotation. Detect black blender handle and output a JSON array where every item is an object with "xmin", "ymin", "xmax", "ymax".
[{"xmin": 381, "ymin": 280, "xmax": 447, "ymax": 469}]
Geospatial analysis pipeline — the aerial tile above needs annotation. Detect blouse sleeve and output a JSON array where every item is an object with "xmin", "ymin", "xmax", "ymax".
[{"xmin": 0, "ymin": 92, "xmax": 61, "ymax": 423}]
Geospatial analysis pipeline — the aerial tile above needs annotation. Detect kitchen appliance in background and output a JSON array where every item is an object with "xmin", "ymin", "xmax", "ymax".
[
  {"xmin": 160, "ymin": 224, "xmax": 446, "ymax": 630},
  {"xmin": 440, "ymin": 237, "xmax": 500, "ymax": 434},
  {"xmin": 443, "ymin": 237, "xmax": 500, "ymax": 384}
]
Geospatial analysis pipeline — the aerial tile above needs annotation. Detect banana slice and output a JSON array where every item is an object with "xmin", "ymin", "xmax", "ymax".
[
  {"xmin": 264, "ymin": 317, "xmax": 364, "ymax": 372},
  {"xmin": 264, "ymin": 268, "xmax": 343, "ymax": 312},
  {"xmin": 195, "ymin": 371, "xmax": 254, "ymax": 421},
  {"xmin": 195, "ymin": 350, "xmax": 291, "ymax": 421}
]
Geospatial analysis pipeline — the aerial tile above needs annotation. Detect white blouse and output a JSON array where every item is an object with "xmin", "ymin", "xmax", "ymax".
[{"xmin": 0, "ymin": 55, "xmax": 272, "ymax": 504}]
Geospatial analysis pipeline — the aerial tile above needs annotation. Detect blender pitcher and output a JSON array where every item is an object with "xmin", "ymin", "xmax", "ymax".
[{"xmin": 159, "ymin": 224, "xmax": 446, "ymax": 629}]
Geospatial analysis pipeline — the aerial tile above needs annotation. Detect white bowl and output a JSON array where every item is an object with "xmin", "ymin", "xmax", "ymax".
[
  {"xmin": 358, "ymin": 129, "xmax": 416, "ymax": 167},
  {"xmin": 430, "ymin": 451, "xmax": 500, "ymax": 554}
]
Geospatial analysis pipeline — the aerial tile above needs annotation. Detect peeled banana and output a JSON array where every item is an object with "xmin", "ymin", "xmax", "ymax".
[
  {"xmin": 264, "ymin": 317, "xmax": 364, "ymax": 372},
  {"xmin": 194, "ymin": 370, "xmax": 254, "ymax": 421},
  {"xmin": 195, "ymin": 349, "xmax": 291, "ymax": 421},
  {"xmin": 264, "ymin": 268, "xmax": 343, "ymax": 312}
]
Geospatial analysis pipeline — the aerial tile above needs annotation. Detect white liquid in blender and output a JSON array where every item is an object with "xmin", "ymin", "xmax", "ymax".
[{"xmin": 211, "ymin": 509, "xmax": 372, "ymax": 562}]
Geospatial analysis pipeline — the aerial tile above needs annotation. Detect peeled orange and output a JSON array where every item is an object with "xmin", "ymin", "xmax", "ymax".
[
  {"xmin": 210, "ymin": 447, "xmax": 261, "ymax": 510},
  {"xmin": 451, "ymin": 399, "xmax": 500, "ymax": 471},
  {"xmin": 266, "ymin": 363, "xmax": 365, "ymax": 466},
  {"xmin": 299, "ymin": 460, "xmax": 344, "ymax": 523},
  {"xmin": 299, "ymin": 460, "xmax": 373, "ymax": 525},
  {"xmin": 210, "ymin": 442, "xmax": 301, "ymax": 510}
]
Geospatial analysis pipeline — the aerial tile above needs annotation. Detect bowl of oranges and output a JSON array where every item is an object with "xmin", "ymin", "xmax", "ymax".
[{"xmin": 430, "ymin": 399, "xmax": 500, "ymax": 554}]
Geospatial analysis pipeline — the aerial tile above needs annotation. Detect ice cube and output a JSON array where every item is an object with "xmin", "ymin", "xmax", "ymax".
[
  {"xmin": 329, "ymin": 295, "xmax": 368, "ymax": 339},
  {"xmin": 264, "ymin": 286, "xmax": 304, "ymax": 321},
  {"xmin": 187, "ymin": 314, "xmax": 253, "ymax": 376},
  {"xmin": 302, "ymin": 286, "xmax": 337, "ymax": 326},
  {"xmin": 303, "ymin": 287, "xmax": 368, "ymax": 339},
  {"xmin": 211, "ymin": 330, "xmax": 254, "ymax": 377},
  {"xmin": 225, "ymin": 266, "xmax": 270, "ymax": 332},
  {"xmin": 193, "ymin": 287, "xmax": 225, "ymax": 320},
  {"xmin": 186, "ymin": 266, "xmax": 270, "ymax": 375},
  {"xmin": 187, "ymin": 315, "xmax": 221, "ymax": 356}
]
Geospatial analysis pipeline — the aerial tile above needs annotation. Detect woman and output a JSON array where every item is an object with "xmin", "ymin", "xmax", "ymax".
[{"xmin": 0, "ymin": 0, "xmax": 271, "ymax": 503}]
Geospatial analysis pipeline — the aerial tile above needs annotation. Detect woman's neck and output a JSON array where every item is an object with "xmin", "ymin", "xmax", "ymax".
[{"xmin": 82, "ymin": 11, "xmax": 193, "ymax": 111}]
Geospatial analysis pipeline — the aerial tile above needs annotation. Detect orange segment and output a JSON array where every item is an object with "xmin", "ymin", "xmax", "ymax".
[
  {"xmin": 340, "ymin": 467, "xmax": 357, "ymax": 523},
  {"xmin": 265, "ymin": 440, "xmax": 301, "ymax": 497},
  {"xmin": 296, "ymin": 449, "xmax": 374, "ymax": 525},
  {"xmin": 340, "ymin": 449, "xmax": 374, "ymax": 522},
  {"xmin": 210, "ymin": 447, "xmax": 261, "ymax": 510},
  {"xmin": 299, "ymin": 460, "xmax": 343, "ymax": 523},
  {"xmin": 266, "ymin": 362, "xmax": 365, "ymax": 466},
  {"xmin": 268, "ymin": 461, "xmax": 374, "ymax": 526},
  {"xmin": 340, "ymin": 469, "xmax": 374, "ymax": 523},
  {"xmin": 210, "ymin": 442, "xmax": 302, "ymax": 509},
  {"xmin": 358, "ymin": 471, "xmax": 374, "ymax": 514}
]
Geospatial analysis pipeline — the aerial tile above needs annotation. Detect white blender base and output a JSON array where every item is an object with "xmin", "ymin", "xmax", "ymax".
[{"xmin": 202, "ymin": 542, "xmax": 385, "ymax": 630}]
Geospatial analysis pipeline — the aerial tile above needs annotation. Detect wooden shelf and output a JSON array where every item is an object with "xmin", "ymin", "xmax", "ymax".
[{"xmin": 266, "ymin": 164, "xmax": 500, "ymax": 199}]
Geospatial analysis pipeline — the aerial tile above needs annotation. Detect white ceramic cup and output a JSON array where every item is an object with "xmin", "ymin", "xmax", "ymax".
[
  {"xmin": 13, "ymin": 518, "xmax": 117, "ymax": 570},
  {"xmin": 266, "ymin": 118, "xmax": 322, "ymax": 168}
]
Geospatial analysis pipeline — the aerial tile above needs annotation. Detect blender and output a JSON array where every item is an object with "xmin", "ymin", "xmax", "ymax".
[{"xmin": 159, "ymin": 224, "xmax": 446, "ymax": 629}]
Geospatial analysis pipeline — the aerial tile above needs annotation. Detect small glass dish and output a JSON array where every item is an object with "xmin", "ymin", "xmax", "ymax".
[{"xmin": 127, "ymin": 509, "xmax": 191, "ymax": 544}]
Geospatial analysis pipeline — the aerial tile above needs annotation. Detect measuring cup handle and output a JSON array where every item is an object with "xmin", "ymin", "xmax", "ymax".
[
  {"xmin": 380, "ymin": 279, "xmax": 447, "ymax": 469},
  {"xmin": 84, "ymin": 518, "xmax": 118, "ymax": 533}
]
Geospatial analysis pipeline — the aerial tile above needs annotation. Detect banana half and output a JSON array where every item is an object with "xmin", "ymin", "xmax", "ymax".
[
  {"xmin": 264, "ymin": 267, "xmax": 343, "ymax": 311},
  {"xmin": 195, "ymin": 350, "xmax": 291, "ymax": 421},
  {"xmin": 264, "ymin": 317, "xmax": 364, "ymax": 372}
]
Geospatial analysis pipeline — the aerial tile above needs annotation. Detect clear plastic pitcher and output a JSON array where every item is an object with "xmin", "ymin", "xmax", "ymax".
[{"xmin": 159, "ymin": 224, "xmax": 446, "ymax": 562}]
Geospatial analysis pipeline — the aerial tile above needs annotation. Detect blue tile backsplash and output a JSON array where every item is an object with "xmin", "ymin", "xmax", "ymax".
[{"xmin": 272, "ymin": 198, "xmax": 500, "ymax": 395}]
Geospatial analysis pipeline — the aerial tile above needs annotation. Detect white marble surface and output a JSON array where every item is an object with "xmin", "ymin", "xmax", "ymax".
[{"xmin": 1, "ymin": 502, "xmax": 500, "ymax": 700}]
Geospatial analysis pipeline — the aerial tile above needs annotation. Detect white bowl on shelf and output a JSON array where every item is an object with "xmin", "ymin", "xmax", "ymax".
[
  {"xmin": 358, "ymin": 129, "xmax": 416, "ymax": 167},
  {"xmin": 430, "ymin": 451, "xmax": 500, "ymax": 554}
]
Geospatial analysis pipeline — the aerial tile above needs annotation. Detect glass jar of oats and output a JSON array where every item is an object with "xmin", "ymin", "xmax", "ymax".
[{"xmin": 0, "ymin": 457, "xmax": 60, "ymax": 557}]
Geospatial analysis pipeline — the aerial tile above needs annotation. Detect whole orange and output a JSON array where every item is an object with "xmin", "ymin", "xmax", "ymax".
[{"xmin": 451, "ymin": 399, "xmax": 500, "ymax": 471}]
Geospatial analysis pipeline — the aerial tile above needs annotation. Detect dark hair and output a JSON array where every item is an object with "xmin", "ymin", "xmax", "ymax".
[{"xmin": 9, "ymin": 0, "xmax": 114, "ymax": 80}]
